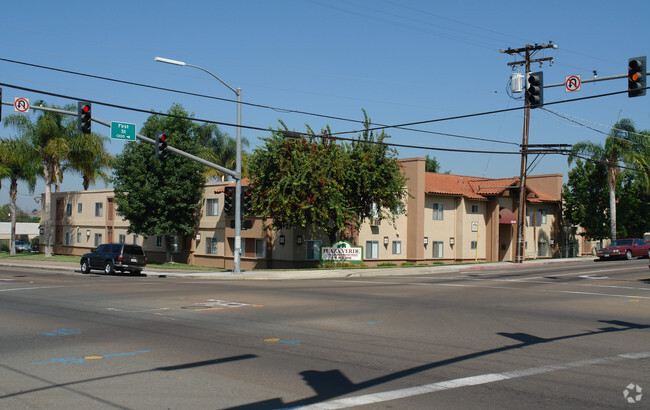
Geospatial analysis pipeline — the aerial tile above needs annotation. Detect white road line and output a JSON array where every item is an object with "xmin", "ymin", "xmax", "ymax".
[
  {"xmin": 0, "ymin": 285, "xmax": 65, "ymax": 292},
  {"xmin": 298, "ymin": 352, "xmax": 650, "ymax": 409}
]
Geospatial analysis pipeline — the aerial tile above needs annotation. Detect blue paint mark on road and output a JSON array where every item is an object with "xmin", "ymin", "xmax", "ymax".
[
  {"xmin": 29, "ymin": 350, "xmax": 150, "ymax": 365},
  {"xmin": 355, "ymin": 321, "xmax": 384, "ymax": 325},
  {"xmin": 278, "ymin": 340, "xmax": 302, "ymax": 346},
  {"xmin": 42, "ymin": 328, "xmax": 83, "ymax": 336}
]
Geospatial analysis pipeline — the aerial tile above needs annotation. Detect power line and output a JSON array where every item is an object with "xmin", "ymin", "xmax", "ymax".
[
  {"xmin": 0, "ymin": 57, "xmax": 519, "ymax": 147},
  {"xmin": 0, "ymin": 81, "xmax": 525, "ymax": 156}
]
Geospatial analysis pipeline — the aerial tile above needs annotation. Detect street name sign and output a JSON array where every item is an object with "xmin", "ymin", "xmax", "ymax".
[{"xmin": 110, "ymin": 121, "xmax": 136, "ymax": 141}]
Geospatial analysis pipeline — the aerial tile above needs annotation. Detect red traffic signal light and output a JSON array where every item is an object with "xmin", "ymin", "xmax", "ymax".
[
  {"xmin": 242, "ymin": 186, "xmax": 253, "ymax": 215},
  {"xmin": 223, "ymin": 186, "xmax": 235, "ymax": 216},
  {"xmin": 155, "ymin": 132, "xmax": 168, "ymax": 161},
  {"xmin": 628, "ymin": 56, "xmax": 646, "ymax": 98},
  {"xmin": 77, "ymin": 102, "xmax": 92, "ymax": 134}
]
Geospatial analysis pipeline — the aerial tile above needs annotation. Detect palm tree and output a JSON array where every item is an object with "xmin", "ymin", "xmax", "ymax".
[
  {"xmin": 195, "ymin": 124, "xmax": 249, "ymax": 181},
  {"xmin": 4, "ymin": 104, "xmax": 72, "ymax": 257},
  {"xmin": 568, "ymin": 119, "xmax": 642, "ymax": 241},
  {"xmin": 0, "ymin": 137, "xmax": 39, "ymax": 255},
  {"xmin": 64, "ymin": 131, "xmax": 114, "ymax": 190}
]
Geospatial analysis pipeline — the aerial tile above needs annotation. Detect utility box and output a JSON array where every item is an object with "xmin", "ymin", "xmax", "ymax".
[{"xmin": 510, "ymin": 72, "xmax": 524, "ymax": 93}]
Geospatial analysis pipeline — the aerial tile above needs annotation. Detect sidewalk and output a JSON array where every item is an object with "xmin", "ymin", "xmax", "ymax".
[{"xmin": 0, "ymin": 257, "xmax": 594, "ymax": 280}]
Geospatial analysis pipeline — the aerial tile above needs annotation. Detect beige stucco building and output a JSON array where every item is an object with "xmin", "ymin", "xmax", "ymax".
[{"xmin": 42, "ymin": 157, "xmax": 563, "ymax": 270}]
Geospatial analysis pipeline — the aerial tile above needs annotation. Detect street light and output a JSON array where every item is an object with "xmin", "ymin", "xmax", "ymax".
[{"xmin": 155, "ymin": 56, "xmax": 243, "ymax": 273}]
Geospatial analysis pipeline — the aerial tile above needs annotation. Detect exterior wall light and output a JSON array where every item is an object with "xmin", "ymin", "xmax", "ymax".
[
  {"xmin": 424, "ymin": 237, "xmax": 428, "ymax": 246},
  {"xmin": 449, "ymin": 237, "xmax": 455, "ymax": 246},
  {"xmin": 384, "ymin": 236, "xmax": 389, "ymax": 246},
  {"xmin": 297, "ymin": 235, "xmax": 303, "ymax": 245}
]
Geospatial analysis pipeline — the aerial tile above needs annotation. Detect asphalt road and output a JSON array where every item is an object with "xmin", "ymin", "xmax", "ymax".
[{"xmin": 1, "ymin": 259, "xmax": 649, "ymax": 409}]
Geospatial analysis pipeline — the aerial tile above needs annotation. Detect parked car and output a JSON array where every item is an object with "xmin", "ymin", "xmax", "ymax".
[
  {"xmin": 14, "ymin": 240, "xmax": 32, "ymax": 253},
  {"xmin": 595, "ymin": 238, "xmax": 650, "ymax": 260},
  {"xmin": 80, "ymin": 243, "xmax": 147, "ymax": 275}
]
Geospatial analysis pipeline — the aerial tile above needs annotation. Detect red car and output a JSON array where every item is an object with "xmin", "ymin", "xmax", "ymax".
[{"xmin": 596, "ymin": 238, "xmax": 650, "ymax": 260}]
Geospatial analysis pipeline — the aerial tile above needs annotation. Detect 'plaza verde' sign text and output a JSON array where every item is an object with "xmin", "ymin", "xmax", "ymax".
[{"xmin": 321, "ymin": 241, "xmax": 363, "ymax": 264}]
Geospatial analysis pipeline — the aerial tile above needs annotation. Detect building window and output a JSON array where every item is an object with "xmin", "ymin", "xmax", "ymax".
[
  {"xmin": 255, "ymin": 239, "xmax": 266, "ymax": 258},
  {"xmin": 156, "ymin": 236, "xmax": 163, "ymax": 248},
  {"xmin": 65, "ymin": 203, "xmax": 72, "ymax": 217},
  {"xmin": 76, "ymin": 231, "xmax": 81, "ymax": 243},
  {"xmin": 94, "ymin": 233, "xmax": 102, "ymax": 247},
  {"xmin": 78, "ymin": 203, "xmax": 83, "ymax": 213},
  {"xmin": 538, "ymin": 239, "xmax": 548, "ymax": 257},
  {"xmin": 133, "ymin": 234, "xmax": 138, "ymax": 245},
  {"xmin": 306, "ymin": 240, "xmax": 321, "ymax": 260},
  {"xmin": 471, "ymin": 241, "xmax": 477, "ymax": 250},
  {"xmin": 206, "ymin": 198, "xmax": 219, "ymax": 216},
  {"xmin": 471, "ymin": 204, "xmax": 479, "ymax": 214},
  {"xmin": 432, "ymin": 203, "xmax": 444, "ymax": 220},
  {"xmin": 95, "ymin": 202, "xmax": 103, "ymax": 217},
  {"xmin": 118, "ymin": 234, "xmax": 126, "ymax": 244},
  {"xmin": 392, "ymin": 240, "xmax": 402, "ymax": 255},
  {"xmin": 366, "ymin": 241, "xmax": 379, "ymax": 259},
  {"xmin": 206, "ymin": 237, "xmax": 218, "ymax": 255},
  {"xmin": 432, "ymin": 241, "xmax": 444, "ymax": 258},
  {"xmin": 65, "ymin": 232, "xmax": 71, "ymax": 245}
]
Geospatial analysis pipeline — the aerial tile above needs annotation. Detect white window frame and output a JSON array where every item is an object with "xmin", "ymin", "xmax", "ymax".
[
  {"xmin": 206, "ymin": 237, "xmax": 218, "ymax": 255},
  {"xmin": 471, "ymin": 241, "xmax": 477, "ymax": 250},
  {"xmin": 366, "ymin": 240, "xmax": 379, "ymax": 259},
  {"xmin": 206, "ymin": 198, "xmax": 219, "ymax": 217},
  {"xmin": 255, "ymin": 239, "xmax": 266, "ymax": 258},
  {"xmin": 94, "ymin": 233, "xmax": 102, "ymax": 247},
  {"xmin": 65, "ymin": 231, "xmax": 71, "ymax": 245},
  {"xmin": 471, "ymin": 204, "xmax": 479, "ymax": 214},
  {"xmin": 118, "ymin": 234, "xmax": 126, "ymax": 244},
  {"xmin": 306, "ymin": 240, "xmax": 321, "ymax": 260},
  {"xmin": 432, "ymin": 241, "xmax": 444, "ymax": 258},
  {"xmin": 78, "ymin": 203, "xmax": 83, "ymax": 213},
  {"xmin": 392, "ymin": 240, "xmax": 401, "ymax": 255},
  {"xmin": 432, "ymin": 203, "xmax": 444, "ymax": 220},
  {"xmin": 95, "ymin": 202, "xmax": 103, "ymax": 217},
  {"xmin": 65, "ymin": 203, "xmax": 72, "ymax": 217},
  {"xmin": 156, "ymin": 236, "xmax": 163, "ymax": 248},
  {"xmin": 76, "ymin": 231, "xmax": 81, "ymax": 243}
]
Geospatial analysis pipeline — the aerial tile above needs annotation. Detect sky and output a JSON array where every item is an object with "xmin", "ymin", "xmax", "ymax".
[{"xmin": 1, "ymin": 0, "xmax": 649, "ymax": 211}]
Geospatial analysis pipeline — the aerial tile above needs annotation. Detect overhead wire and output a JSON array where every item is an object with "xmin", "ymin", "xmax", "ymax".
[{"xmin": 0, "ymin": 57, "xmax": 519, "ymax": 147}]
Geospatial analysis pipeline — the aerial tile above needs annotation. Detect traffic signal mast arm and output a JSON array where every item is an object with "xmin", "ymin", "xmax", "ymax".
[{"xmin": 2, "ymin": 103, "xmax": 237, "ymax": 178}]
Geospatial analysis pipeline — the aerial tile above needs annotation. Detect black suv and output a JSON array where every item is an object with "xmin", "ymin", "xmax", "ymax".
[{"xmin": 80, "ymin": 243, "xmax": 147, "ymax": 275}]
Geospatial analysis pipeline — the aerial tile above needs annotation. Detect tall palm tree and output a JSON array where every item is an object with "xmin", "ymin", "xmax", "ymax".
[
  {"xmin": 568, "ymin": 119, "xmax": 641, "ymax": 241},
  {"xmin": 0, "ymin": 137, "xmax": 39, "ymax": 255},
  {"xmin": 64, "ymin": 131, "xmax": 114, "ymax": 190},
  {"xmin": 4, "ymin": 105, "xmax": 71, "ymax": 257}
]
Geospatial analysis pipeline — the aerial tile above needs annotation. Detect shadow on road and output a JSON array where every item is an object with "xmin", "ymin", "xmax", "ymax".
[{"xmin": 226, "ymin": 320, "xmax": 650, "ymax": 409}]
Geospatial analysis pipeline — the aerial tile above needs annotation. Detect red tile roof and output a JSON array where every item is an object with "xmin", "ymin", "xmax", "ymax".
[{"xmin": 424, "ymin": 173, "xmax": 557, "ymax": 203}]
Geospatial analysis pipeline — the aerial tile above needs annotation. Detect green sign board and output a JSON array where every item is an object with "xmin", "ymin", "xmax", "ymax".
[
  {"xmin": 110, "ymin": 121, "xmax": 136, "ymax": 141},
  {"xmin": 320, "ymin": 241, "xmax": 364, "ymax": 265}
]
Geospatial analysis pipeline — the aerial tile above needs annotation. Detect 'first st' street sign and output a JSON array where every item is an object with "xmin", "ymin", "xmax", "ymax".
[{"xmin": 110, "ymin": 121, "xmax": 136, "ymax": 141}]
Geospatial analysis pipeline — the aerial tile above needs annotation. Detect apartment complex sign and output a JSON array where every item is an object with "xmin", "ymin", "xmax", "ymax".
[{"xmin": 321, "ymin": 241, "xmax": 363, "ymax": 264}]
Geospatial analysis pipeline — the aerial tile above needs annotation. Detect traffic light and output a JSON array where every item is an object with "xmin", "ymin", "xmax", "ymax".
[
  {"xmin": 155, "ymin": 132, "xmax": 168, "ymax": 161},
  {"xmin": 77, "ymin": 102, "xmax": 92, "ymax": 134},
  {"xmin": 242, "ymin": 186, "xmax": 253, "ymax": 215},
  {"xmin": 223, "ymin": 186, "xmax": 235, "ymax": 216},
  {"xmin": 526, "ymin": 72, "xmax": 543, "ymax": 108},
  {"xmin": 628, "ymin": 56, "xmax": 646, "ymax": 98}
]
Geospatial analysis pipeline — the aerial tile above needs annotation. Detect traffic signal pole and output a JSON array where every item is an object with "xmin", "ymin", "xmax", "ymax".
[{"xmin": 500, "ymin": 42, "xmax": 557, "ymax": 263}]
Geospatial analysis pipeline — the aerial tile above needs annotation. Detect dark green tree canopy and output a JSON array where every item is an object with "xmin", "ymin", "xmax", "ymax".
[
  {"xmin": 113, "ymin": 104, "xmax": 209, "ymax": 243},
  {"xmin": 248, "ymin": 112, "xmax": 408, "ymax": 244}
]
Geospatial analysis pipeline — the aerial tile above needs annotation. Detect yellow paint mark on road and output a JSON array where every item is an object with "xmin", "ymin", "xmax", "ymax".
[
  {"xmin": 84, "ymin": 356, "xmax": 103, "ymax": 360},
  {"xmin": 264, "ymin": 338, "xmax": 280, "ymax": 342}
]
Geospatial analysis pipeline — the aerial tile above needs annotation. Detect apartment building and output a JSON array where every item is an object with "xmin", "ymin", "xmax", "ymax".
[{"xmin": 43, "ymin": 157, "xmax": 562, "ymax": 270}]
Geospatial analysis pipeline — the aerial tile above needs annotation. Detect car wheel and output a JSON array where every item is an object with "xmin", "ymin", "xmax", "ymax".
[
  {"xmin": 104, "ymin": 261, "xmax": 115, "ymax": 275},
  {"xmin": 80, "ymin": 259, "xmax": 91, "ymax": 274},
  {"xmin": 625, "ymin": 250, "xmax": 633, "ymax": 260}
]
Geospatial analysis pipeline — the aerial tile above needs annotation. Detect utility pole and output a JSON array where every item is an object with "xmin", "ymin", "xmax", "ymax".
[{"xmin": 500, "ymin": 42, "xmax": 558, "ymax": 263}]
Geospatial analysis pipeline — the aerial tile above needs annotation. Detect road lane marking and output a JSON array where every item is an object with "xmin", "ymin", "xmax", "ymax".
[
  {"xmin": 0, "ymin": 285, "xmax": 65, "ymax": 292},
  {"xmin": 297, "ymin": 351, "xmax": 650, "ymax": 409}
]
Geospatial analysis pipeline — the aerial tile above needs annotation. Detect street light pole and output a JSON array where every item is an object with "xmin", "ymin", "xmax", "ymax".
[{"xmin": 155, "ymin": 56, "xmax": 243, "ymax": 273}]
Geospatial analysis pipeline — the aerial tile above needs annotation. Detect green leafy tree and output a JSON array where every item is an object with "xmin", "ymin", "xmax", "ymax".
[
  {"xmin": 0, "ymin": 136, "xmax": 40, "ymax": 254},
  {"xmin": 425, "ymin": 155, "xmax": 440, "ymax": 173},
  {"xmin": 113, "ymin": 104, "xmax": 212, "ymax": 262},
  {"xmin": 562, "ymin": 159, "xmax": 610, "ymax": 242},
  {"xmin": 568, "ymin": 119, "xmax": 643, "ymax": 241},
  {"xmin": 616, "ymin": 171, "xmax": 650, "ymax": 238},
  {"xmin": 194, "ymin": 124, "xmax": 249, "ymax": 181},
  {"xmin": 64, "ymin": 131, "xmax": 114, "ymax": 190},
  {"xmin": 248, "ymin": 112, "xmax": 408, "ymax": 244}
]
